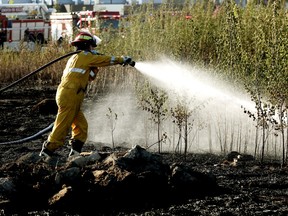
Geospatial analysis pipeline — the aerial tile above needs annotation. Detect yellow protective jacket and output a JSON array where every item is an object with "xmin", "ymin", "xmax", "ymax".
[
  {"xmin": 47, "ymin": 50, "xmax": 125, "ymax": 151},
  {"xmin": 61, "ymin": 50, "xmax": 124, "ymax": 93}
]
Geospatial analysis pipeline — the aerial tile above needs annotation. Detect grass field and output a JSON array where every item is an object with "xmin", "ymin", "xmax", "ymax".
[{"xmin": 0, "ymin": 1, "xmax": 287, "ymax": 163}]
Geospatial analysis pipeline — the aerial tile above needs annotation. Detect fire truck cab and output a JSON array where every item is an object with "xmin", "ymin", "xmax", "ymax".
[
  {"xmin": 77, "ymin": 10, "xmax": 121, "ymax": 34},
  {"xmin": 49, "ymin": 10, "xmax": 121, "ymax": 46},
  {"xmin": 0, "ymin": 3, "xmax": 52, "ymax": 50},
  {"xmin": 50, "ymin": 12, "xmax": 78, "ymax": 43}
]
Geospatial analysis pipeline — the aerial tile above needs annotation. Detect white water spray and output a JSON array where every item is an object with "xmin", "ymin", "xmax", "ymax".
[
  {"xmin": 135, "ymin": 57, "xmax": 254, "ymax": 111},
  {"xmin": 86, "ymin": 57, "xmax": 263, "ymax": 153}
]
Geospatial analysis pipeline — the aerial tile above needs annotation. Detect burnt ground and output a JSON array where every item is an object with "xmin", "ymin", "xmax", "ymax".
[{"xmin": 0, "ymin": 87, "xmax": 288, "ymax": 216}]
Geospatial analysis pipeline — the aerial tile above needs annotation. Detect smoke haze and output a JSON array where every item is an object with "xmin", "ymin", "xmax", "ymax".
[{"xmin": 84, "ymin": 57, "xmax": 274, "ymax": 154}]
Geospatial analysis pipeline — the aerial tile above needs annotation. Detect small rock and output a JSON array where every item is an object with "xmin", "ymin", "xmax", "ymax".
[
  {"xmin": 0, "ymin": 177, "xmax": 16, "ymax": 194},
  {"xmin": 48, "ymin": 185, "xmax": 72, "ymax": 206}
]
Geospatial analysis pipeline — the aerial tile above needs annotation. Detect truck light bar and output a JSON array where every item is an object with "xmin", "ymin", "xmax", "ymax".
[
  {"xmin": 3, "ymin": 26, "xmax": 50, "ymax": 30},
  {"xmin": 100, "ymin": 15, "xmax": 120, "ymax": 19}
]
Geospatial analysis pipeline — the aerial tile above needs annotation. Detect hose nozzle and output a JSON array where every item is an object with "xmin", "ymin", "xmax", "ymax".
[
  {"xmin": 122, "ymin": 61, "xmax": 136, "ymax": 67},
  {"xmin": 129, "ymin": 61, "xmax": 136, "ymax": 67}
]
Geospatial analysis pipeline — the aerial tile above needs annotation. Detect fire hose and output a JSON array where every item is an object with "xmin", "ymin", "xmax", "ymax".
[
  {"xmin": 0, "ymin": 51, "xmax": 135, "ymax": 94},
  {"xmin": 0, "ymin": 51, "xmax": 80, "ymax": 145},
  {"xmin": 0, "ymin": 51, "xmax": 136, "ymax": 145},
  {"xmin": 0, "ymin": 50, "xmax": 81, "ymax": 94},
  {"xmin": 0, "ymin": 123, "xmax": 54, "ymax": 145}
]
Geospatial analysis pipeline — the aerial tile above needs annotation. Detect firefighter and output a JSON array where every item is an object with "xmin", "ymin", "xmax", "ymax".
[
  {"xmin": 24, "ymin": 28, "xmax": 30, "ymax": 42},
  {"xmin": 0, "ymin": 29, "xmax": 6, "ymax": 49},
  {"xmin": 40, "ymin": 31, "xmax": 134, "ymax": 158}
]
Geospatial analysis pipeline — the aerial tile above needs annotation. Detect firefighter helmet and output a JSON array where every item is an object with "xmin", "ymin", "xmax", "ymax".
[{"xmin": 71, "ymin": 31, "xmax": 101, "ymax": 47}]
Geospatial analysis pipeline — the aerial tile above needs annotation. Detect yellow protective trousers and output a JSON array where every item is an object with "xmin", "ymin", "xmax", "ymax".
[
  {"xmin": 45, "ymin": 50, "xmax": 124, "ymax": 152},
  {"xmin": 47, "ymin": 86, "xmax": 87, "ymax": 151}
]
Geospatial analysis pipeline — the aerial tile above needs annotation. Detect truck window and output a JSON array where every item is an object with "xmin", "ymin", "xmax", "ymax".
[
  {"xmin": 8, "ymin": 20, "xmax": 12, "ymax": 28},
  {"xmin": 100, "ymin": 19, "xmax": 119, "ymax": 30},
  {"xmin": 80, "ymin": 20, "xmax": 97, "ymax": 28}
]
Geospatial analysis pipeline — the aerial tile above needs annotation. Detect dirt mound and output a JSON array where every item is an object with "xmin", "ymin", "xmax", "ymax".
[{"xmin": 0, "ymin": 145, "xmax": 220, "ymax": 215}]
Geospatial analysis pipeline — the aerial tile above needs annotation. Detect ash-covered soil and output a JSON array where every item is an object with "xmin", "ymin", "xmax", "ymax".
[{"xmin": 0, "ymin": 87, "xmax": 288, "ymax": 216}]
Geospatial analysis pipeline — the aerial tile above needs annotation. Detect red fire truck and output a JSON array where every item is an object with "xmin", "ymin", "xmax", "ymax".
[{"xmin": 0, "ymin": 3, "xmax": 52, "ymax": 50}]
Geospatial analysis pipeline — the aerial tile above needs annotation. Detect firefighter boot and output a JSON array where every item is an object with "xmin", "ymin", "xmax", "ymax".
[
  {"xmin": 39, "ymin": 141, "xmax": 54, "ymax": 158},
  {"xmin": 69, "ymin": 139, "xmax": 84, "ymax": 157}
]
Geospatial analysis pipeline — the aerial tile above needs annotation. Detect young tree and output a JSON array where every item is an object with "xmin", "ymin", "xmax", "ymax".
[
  {"xmin": 106, "ymin": 107, "xmax": 118, "ymax": 150},
  {"xmin": 242, "ymin": 94, "xmax": 278, "ymax": 163},
  {"xmin": 170, "ymin": 96, "xmax": 207, "ymax": 160},
  {"xmin": 136, "ymin": 81, "xmax": 168, "ymax": 153}
]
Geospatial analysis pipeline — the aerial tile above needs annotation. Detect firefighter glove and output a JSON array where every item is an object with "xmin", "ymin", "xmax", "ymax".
[
  {"xmin": 122, "ymin": 56, "xmax": 135, "ymax": 67},
  {"xmin": 89, "ymin": 67, "xmax": 99, "ymax": 81}
]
